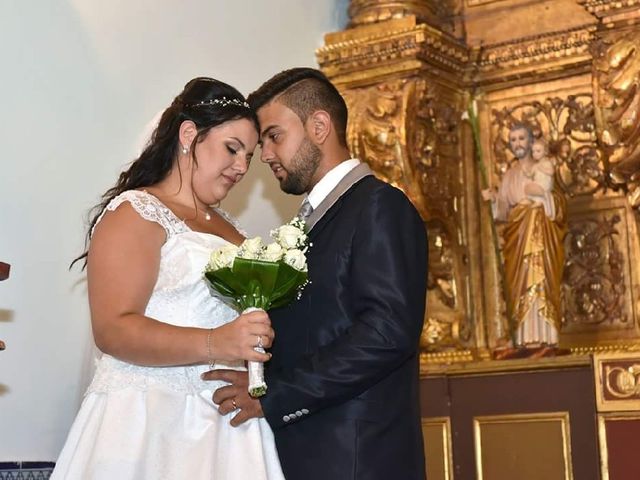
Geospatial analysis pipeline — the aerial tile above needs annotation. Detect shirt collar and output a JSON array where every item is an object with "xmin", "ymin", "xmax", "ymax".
[{"xmin": 305, "ymin": 159, "xmax": 360, "ymax": 210}]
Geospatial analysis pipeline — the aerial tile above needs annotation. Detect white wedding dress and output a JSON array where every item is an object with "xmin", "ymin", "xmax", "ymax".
[{"xmin": 52, "ymin": 190, "xmax": 284, "ymax": 480}]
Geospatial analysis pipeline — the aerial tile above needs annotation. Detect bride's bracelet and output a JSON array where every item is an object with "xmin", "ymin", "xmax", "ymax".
[{"xmin": 206, "ymin": 328, "xmax": 215, "ymax": 370}]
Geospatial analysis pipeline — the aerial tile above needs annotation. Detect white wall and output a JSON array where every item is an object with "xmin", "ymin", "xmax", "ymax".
[{"xmin": 0, "ymin": 0, "xmax": 348, "ymax": 460}]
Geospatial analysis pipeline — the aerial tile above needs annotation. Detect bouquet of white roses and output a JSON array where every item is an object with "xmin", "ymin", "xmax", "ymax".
[{"xmin": 204, "ymin": 217, "xmax": 309, "ymax": 397}]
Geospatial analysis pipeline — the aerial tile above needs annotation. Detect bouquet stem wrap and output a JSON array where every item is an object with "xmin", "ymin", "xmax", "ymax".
[{"xmin": 242, "ymin": 306, "xmax": 268, "ymax": 398}]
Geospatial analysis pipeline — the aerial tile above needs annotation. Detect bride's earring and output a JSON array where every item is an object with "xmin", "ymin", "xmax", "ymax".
[{"xmin": 181, "ymin": 145, "xmax": 189, "ymax": 155}]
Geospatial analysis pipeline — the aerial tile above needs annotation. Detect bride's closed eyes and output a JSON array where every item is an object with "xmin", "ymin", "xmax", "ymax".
[{"xmin": 225, "ymin": 141, "xmax": 253, "ymax": 167}]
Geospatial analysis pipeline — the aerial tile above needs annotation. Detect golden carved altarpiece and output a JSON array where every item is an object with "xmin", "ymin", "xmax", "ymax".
[{"xmin": 317, "ymin": 0, "xmax": 640, "ymax": 371}]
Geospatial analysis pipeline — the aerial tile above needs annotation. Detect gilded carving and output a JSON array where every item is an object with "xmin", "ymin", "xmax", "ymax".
[
  {"xmin": 491, "ymin": 95, "xmax": 603, "ymax": 197},
  {"xmin": 605, "ymin": 364, "xmax": 640, "ymax": 399},
  {"xmin": 341, "ymin": 78, "xmax": 472, "ymax": 352},
  {"xmin": 316, "ymin": 17, "xmax": 469, "ymax": 81},
  {"xmin": 343, "ymin": 81, "xmax": 405, "ymax": 186},
  {"xmin": 594, "ymin": 354, "xmax": 640, "ymax": 411},
  {"xmin": 479, "ymin": 27, "xmax": 594, "ymax": 70},
  {"xmin": 323, "ymin": 0, "xmax": 640, "ymax": 363},
  {"xmin": 474, "ymin": 26, "xmax": 596, "ymax": 88},
  {"xmin": 562, "ymin": 214, "xmax": 627, "ymax": 330},
  {"xmin": 592, "ymin": 31, "xmax": 640, "ymax": 209},
  {"xmin": 580, "ymin": 0, "xmax": 640, "ymax": 17},
  {"xmin": 348, "ymin": 0, "xmax": 462, "ymax": 35}
]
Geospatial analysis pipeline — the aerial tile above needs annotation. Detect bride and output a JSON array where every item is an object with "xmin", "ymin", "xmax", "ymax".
[{"xmin": 52, "ymin": 77, "xmax": 285, "ymax": 479}]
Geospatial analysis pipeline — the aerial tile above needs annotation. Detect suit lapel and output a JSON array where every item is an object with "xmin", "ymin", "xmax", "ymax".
[{"xmin": 306, "ymin": 163, "xmax": 374, "ymax": 233}]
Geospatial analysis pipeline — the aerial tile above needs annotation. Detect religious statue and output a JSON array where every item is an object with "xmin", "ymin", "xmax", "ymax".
[
  {"xmin": 482, "ymin": 124, "xmax": 567, "ymax": 355},
  {"xmin": 530, "ymin": 139, "xmax": 555, "ymax": 200}
]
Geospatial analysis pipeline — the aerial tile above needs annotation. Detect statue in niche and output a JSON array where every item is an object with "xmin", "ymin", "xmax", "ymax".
[{"xmin": 482, "ymin": 123, "xmax": 568, "ymax": 357}]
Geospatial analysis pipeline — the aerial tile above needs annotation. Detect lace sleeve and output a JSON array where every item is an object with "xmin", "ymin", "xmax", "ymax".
[
  {"xmin": 92, "ymin": 190, "xmax": 187, "ymax": 238},
  {"xmin": 214, "ymin": 207, "xmax": 248, "ymax": 237}
]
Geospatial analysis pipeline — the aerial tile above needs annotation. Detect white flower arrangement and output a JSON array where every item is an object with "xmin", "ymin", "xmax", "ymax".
[
  {"xmin": 206, "ymin": 217, "xmax": 309, "ymax": 274},
  {"xmin": 208, "ymin": 244, "xmax": 240, "ymax": 270},
  {"xmin": 204, "ymin": 217, "xmax": 310, "ymax": 397}
]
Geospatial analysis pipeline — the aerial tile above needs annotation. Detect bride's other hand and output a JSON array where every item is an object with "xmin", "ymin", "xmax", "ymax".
[{"xmin": 211, "ymin": 310, "xmax": 274, "ymax": 362}]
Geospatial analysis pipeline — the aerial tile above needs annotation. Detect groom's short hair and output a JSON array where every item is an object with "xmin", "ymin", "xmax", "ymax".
[{"xmin": 248, "ymin": 67, "xmax": 348, "ymax": 147}]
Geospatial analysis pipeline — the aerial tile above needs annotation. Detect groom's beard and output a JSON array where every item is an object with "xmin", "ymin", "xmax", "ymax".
[{"xmin": 280, "ymin": 137, "xmax": 321, "ymax": 195}]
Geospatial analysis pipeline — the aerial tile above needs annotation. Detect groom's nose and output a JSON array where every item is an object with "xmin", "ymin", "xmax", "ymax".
[{"xmin": 260, "ymin": 144, "xmax": 275, "ymax": 163}]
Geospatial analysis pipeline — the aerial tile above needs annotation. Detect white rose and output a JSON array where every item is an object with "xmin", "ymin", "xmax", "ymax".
[
  {"xmin": 239, "ymin": 236, "xmax": 264, "ymax": 259},
  {"xmin": 283, "ymin": 249, "xmax": 307, "ymax": 272},
  {"xmin": 209, "ymin": 244, "xmax": 238, "ymax": 270},
  {"xmin": 261, "ymin": 242, "xmax": 284, "ymax": 262},
  {"xmin": 274, "ymin": 225, "xmax": 306, "ymax": 249}
]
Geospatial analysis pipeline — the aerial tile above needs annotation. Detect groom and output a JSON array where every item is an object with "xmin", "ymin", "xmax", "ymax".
[{"xmin": 204, "ymin": 68, "xmax": 428, "ymax": 479}]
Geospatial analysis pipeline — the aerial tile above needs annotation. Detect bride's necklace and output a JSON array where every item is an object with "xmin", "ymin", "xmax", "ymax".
[
  {"xmin": 193, "ymin": 204, "xmax": 215, "ymax": 221},
  {"xmin": 155, "ymin": 193, "xmax": 215, "ymax": 222}
]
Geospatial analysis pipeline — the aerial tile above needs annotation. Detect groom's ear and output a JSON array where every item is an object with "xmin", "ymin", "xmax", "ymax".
[
  {"xmin": 179, "ymin": 120, "xmax": 197, "ymax": 148},
  {"xmin": 307, "ymin": 110, "xmax": 331, "ymax": 145}
]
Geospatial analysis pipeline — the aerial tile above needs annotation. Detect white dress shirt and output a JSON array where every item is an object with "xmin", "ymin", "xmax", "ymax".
[{"xmin": 304, "ymin": 159, "xmax": 360, "ymax": 210}]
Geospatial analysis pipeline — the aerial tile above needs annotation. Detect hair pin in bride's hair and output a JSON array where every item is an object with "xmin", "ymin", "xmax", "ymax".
[{"xmin": 186, "ymin": 97, "xmax": 250, "ymax": 109}]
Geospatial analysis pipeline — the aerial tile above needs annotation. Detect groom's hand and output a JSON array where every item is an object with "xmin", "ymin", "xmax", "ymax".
[{"xmin": 202, "ymin": 369, "xmax": 264, "ymax": 427}]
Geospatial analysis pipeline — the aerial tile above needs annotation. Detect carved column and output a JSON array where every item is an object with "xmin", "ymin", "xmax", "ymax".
[{"xmin": 318, "ymin": 13, "xmax": 482, "ymax": 369}]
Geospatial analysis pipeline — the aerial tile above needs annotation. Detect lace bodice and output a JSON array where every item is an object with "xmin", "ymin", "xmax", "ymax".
[{"xmin": 87, "ymin": 190, "xmax": 244, "ymax": 394}]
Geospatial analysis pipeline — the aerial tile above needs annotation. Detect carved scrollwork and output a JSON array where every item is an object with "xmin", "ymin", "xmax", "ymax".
[
  {"xmin": 420, "ymin": 316, "xmax": 463, "ymax": 350},
  {"xmin": 428, "ymin": 223, "xmax": 457, "ymax": 310},
  {"xmin": 593, "ymin": 31, "xmax": 640, "ymax": 209},
  {"xmin": 491, "ymin": 95, "xmax": 603, "ymax": 197},
  {"xmin": 412, "ymin": 86, "xmax": 461, "ymax": 218},
  {"xmin": 605, "ymin": 364, "xmax": 640, "ymax": 399},
  {"xmin": 424, "ymin": 221, "xmax": 473, "ymax": 351},
  {"xmin": 562, "ymin": 214, "xmax": 626, "ymax": 329},
  {"xmin": 341, "ymin": 78, "xmax": 472, "ymax": 351},
  {"xmin": 346, "ymin": 84, "xmax": 403, "ymax": 186},
  {"xmin": 344, "ymin": 82, "xmax": 406, "ymax": 187}
]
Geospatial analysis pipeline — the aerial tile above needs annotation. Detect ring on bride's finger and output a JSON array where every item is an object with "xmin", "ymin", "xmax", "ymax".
[
  {"xmin": 256, "ymin": 334, "xmax": 264, "ymax": 349},
  {"xmin": 231, "ymin": 398, "xmax": 238, "ymax": 410}
]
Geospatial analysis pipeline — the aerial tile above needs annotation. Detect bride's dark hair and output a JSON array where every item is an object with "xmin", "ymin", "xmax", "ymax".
[{"xmin": 72, "ymin": 77, "xmax": 259, "ymax": 269}]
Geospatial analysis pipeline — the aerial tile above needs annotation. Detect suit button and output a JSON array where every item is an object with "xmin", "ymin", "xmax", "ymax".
[
  {"xmin": 301, "ymin": 409, "xmax": 309, "ymax": 414},
  {"xmin": 295, "ymin": 410, "xmax": 303, "ymax": 417},
  {"xmin": 283, "ymin": 415, "xmax": 291, "ymax": 422}
]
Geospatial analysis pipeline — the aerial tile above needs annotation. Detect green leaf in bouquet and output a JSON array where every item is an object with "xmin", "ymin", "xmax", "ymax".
[
  {"xmin": 269, "ymin": 263, "xmax": 308, "ymax": 309},
  {"xmin": 204, "ymin": 267, "xmax": 245, "ymax": 296},
  {"xmin": 204, "ymin": 257, "xmax": 307, "ymax": 311},
  {"xmin": 232, "ymin": 258, "xmax": 280, "ymax": 294}
]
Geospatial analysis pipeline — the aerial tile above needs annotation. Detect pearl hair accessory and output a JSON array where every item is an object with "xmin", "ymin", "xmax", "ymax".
[{"xmin": 186, "ymin": 97, "xmax": 250, "ymax": 109}]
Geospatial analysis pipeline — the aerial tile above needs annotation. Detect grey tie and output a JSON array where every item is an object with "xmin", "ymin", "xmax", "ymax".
[{"xmin": 297, "ymin": 198, "xmax": 313, "ymax": 222}]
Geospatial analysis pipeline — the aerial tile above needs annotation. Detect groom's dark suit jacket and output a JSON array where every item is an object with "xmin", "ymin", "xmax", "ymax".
[{"xmin": 261, "ymin": 164, "xmax": 428, "ymax": 480}]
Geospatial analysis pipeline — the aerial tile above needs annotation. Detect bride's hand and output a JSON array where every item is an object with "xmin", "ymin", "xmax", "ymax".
[{"xmin": 210, "ymin": 310, "xmax": 274, "ymax": 363}]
